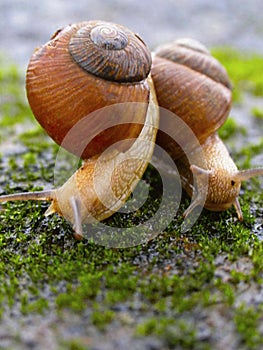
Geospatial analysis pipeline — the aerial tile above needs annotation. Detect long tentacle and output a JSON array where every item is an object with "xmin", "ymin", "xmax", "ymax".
[
  {"xmin": 234, "ymin": 167, "xmax": 263, "ymax": 182},
  {"xmin": 0, "ymin": 190, "xmax": 56, "ymax": 203}
]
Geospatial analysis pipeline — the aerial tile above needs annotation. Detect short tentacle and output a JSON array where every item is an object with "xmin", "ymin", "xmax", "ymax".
[
  {"xmin": 69, "ymin": 197, "xmax": 83, "ymax": 240},
  {"xmin": 183, "ymin": 165, "xmax": 210, "ymax": 218},
  {"xmin": 233, "ymin": 197, "xmax": 243, "ymax": 221}
]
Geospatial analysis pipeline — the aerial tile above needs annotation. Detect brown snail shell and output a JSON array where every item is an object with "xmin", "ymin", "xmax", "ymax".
[
  {"xmin": 26, "ymin": 20, "xmax": 152, "ymax": 160},
  {"xmin": 151, "ymin": 38, "xmax": 232, "ymax": 158},
  {"xmin": 151, "ymin": 38, "xmax": 263, "ymax": 221}
]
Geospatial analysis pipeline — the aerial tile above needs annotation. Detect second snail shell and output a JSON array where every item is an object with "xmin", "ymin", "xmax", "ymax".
[{"xmin": 152, "ymin": 38, "xmax": 232, "ymax": 158}]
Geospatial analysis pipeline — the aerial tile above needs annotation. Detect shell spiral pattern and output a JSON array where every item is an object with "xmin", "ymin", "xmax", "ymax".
[{"xmin": 69, "ymin": 21, "xmax": 152, "ymax": 82}]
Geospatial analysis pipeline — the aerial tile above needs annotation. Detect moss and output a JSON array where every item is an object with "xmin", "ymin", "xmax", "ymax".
[
  {"xmin": 234, "ymin": 304, "xmax": 263, "ymax": 349},
  {"xmin": 0, "ymin": 58, "xmax": 34, "ymax": 135},
  {"xmin": 218, "ymin": 116, "xmax": 246, "ymax": 140},
  {"xmin": 59, "ymin": 339, "xmax": 90, "ymax": 350},
  {"xmin": 251, "ymin": 107, "xmax": 263, "ymax": 119},
  {"xmin": 212, "ymin": 48, "xmax": 263, "ymax": 101},
  {"xmin": 136, "ymin": 318, "xmax": 210, "ymax": 350},
  {"xmin": 91, "ymin": 307, "xmax": 115, "ymax": 330},
  {"xmin": 236, "ymin": 138, "xmax": 263, "ymax": 168}
]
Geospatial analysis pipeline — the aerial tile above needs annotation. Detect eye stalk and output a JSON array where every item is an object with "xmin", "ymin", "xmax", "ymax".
[{"xmin": 233, "ymin": 168, "xmax": 263, "ymax": 182}]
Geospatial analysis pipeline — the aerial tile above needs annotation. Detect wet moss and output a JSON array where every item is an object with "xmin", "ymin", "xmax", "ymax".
[
  {"xmin": 251, "ymin": 107, "xmax": 263, "ymax": 120},
  {"xmin": 234, "ymin": 304, "xmax": 263, "ymax": 349},
  {"xmin": 218, "ymin": 116, "xmax": 247, "ymax": 140},
  {"xmin": 0, "ymin": 59, "xmax": 34, "ymax": 133}
]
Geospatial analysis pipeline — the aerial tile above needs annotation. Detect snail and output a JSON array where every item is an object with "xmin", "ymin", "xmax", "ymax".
[
  {"xmin": 0, "ymin": 20, "xmax": 159, "ymax": 239},
  {"xmin": 151, "ymin": 38, "xmax": 263, "ymax": 220}
]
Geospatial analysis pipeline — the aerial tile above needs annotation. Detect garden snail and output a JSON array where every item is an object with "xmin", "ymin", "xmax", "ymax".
[
  {"xmin": 0, "ymin": 20, "xmax": 159, "ymax": 239},
  {"xmin": 152, "ymin": 38, "xmax": 263, "ymax": 220}
]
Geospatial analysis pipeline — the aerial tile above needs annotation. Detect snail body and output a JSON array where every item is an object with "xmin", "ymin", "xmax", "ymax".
[
  {"xmin": 0, "ymin": 21, "xmax": 159, "ymax": 239},
  {"xmin": 151, "ymin": 38, "xmax": 263, "ymax": 220}
]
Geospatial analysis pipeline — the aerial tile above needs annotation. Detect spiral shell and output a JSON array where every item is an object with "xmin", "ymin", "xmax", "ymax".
[
  {"xmin": 26, "ymin": 21, "xmax": 152, "ymax": 159},
  {"xmin": 69, "ymin": 21, "xmax": 151, "ymax": 82},
  {"xmin": 152, "ymin": 38, "xmax": 232, "ymax": 158},
  {"xmin": 154, "ymin": 38, "xmax": 232, "ymax": 89}
]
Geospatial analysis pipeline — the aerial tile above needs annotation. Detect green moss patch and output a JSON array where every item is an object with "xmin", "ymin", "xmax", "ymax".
[{"xmin": 212, "ymin": 48, "xmax": 263, "ymax": 101}]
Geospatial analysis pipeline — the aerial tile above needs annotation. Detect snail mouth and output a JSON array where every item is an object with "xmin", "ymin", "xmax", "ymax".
[{"xmin": 204, "ymin": 201, "xmax": 234, "ymax": 212}]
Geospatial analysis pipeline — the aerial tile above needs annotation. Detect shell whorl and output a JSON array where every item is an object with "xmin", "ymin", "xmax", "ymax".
[
  {"xmin": 152, "ymin": 38, "xmax": 233, "ymax": 160},
  {"xmin": 154, "ymin": 38, "xmax": 232, "ymax": 89},
  {"xmin": 69, "ymin": 21, "xmax": 152, "ymax": 83},
  {"xmin": 26, "ymin": 20, "xmax": 153, "ymax": 160}
]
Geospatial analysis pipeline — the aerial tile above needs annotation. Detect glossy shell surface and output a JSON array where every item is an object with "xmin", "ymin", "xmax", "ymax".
[
  {"xmin": 152, "ymin": 39, "xmax": 232, "ymax": 158},
  {"xmin": 69, "ymin": 21, "xmax": 151, "ymax": 82},
  {"xmin": 26, "ymin": 21, "xmax": 152, "ymax": 159}
]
